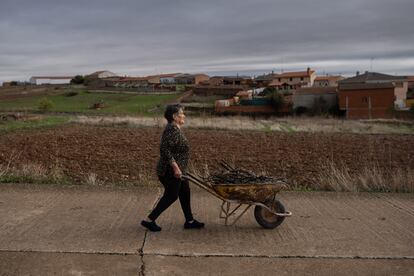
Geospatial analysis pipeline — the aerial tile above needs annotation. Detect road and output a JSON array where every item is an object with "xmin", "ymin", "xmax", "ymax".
[{"xmin": 0, "ymin": 184, "xmax": 413, "ymax": 275}]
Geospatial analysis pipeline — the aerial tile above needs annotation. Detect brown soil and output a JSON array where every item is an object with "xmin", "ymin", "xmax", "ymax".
[
  {"xmin": 0, "ymin": 125, "xmax": 413, "ymax": 188},
  {"xmin": 0, "ymin": 86, "xmax": 60, "ymax": 101}
]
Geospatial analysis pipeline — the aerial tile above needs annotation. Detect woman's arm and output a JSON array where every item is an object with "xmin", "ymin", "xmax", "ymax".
[
  {"xmin": 171, "ymin": 161, "xmax": 182, "ymax": 178},
  {"xmin": 160, "ymin": 125, "xmax": 182, "ymax": 178}
]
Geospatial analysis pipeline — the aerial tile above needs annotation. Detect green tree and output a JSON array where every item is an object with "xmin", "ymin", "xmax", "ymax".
[
  {"xmin": 37, "ymin": 97, "xmax": 54, "ymax": 112},
  {"xmin": 268, "ymin": 91, "xmax": 285, "ymax": 112},
  {"xmin": 70, "ymin": 75, "xmax": 85, "ymax": 84},
  {"xmin": 261, "ymin": 86, "xmax": 277, "ymax": 96}
]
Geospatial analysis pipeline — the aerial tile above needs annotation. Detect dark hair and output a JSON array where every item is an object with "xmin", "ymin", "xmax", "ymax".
[{"xmin": 164, "ymin": 104, "xmax": 184, "ymax": 123}]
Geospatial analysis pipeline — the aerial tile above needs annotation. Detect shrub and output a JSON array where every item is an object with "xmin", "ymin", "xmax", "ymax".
[
  {"xmin": 37, "ymin": 97, "xmax": 54, "ymax": 112},
  {"xmin": 65, "ymin": 91, "xmax": 79, "ymax": 97},
  {"xmin": 410, "ymin": 105, "xmax": 414, "ymax": 115},
  {"xmin": 70, "ymin": 75, "xmax": 85, "ymax": 85}
]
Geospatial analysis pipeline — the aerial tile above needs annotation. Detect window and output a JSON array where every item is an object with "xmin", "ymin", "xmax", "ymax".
[
  {"xmin": 289, "ymin": 77, "xmax": 293, "ymax": 81},
  {"xmin": 362, "ymin": 97, "xmax": 368, "ymax": 103},
  {"xmin": 300, "ymin": 77, "xmax": 304, "ymax": 81}
]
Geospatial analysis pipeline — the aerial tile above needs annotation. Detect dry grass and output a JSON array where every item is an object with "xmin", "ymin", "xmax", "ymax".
[
  {"xmin": 0, "ymin": 162, "xmax": 70, "ymax": 185},
  {"xmin": 316, "ymin": 161, "xmax": 414, "ymax": 193},
  {"xmin": 71, "ymin": 115, "xmax": 414, "ymax": 134},
  {"xmin": 84, "ymin": 172, "xmax": 101, "ymax": 186}
]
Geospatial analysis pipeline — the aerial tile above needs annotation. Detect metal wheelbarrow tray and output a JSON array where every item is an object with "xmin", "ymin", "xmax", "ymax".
[{"xmin": 184, "ymin": 172, "xmax": 292, "ymax": 229}]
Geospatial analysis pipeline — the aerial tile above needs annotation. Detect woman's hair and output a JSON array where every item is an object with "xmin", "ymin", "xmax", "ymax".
[{"xmin": 164, "ymin": 104, "xmax": 184, "ymax": 123}]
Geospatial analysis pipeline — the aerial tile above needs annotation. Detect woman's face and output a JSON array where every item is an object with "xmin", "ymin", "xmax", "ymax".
[{"xmin": 173, "ymin": 108, "xmax": 186, "ymax": 126}]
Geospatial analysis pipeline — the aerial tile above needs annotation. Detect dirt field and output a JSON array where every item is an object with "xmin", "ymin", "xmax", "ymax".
[
  {"xmin": 0, "ymin": 124, "xmax": 413, "ymax": 188},
  {"xmin": 0, "ymin": 86, "xmax": 61, "ymax": 101}
]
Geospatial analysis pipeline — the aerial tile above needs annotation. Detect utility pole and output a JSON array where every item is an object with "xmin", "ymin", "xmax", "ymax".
[
  {"xmin": 346, "ymin": 96, "xmax": 349, "ymax": 119},
  {"xmin": 368, "ymin": 96, "xmax": 372, "ymax": 119}
]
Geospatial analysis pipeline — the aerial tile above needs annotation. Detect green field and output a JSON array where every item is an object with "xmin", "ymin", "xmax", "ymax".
[{"xmin": 0, "ymin": 91, "xmax": 181, "ymax": 115}]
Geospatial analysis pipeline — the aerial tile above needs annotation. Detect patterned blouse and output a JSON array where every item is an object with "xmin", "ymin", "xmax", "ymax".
[{"xmin": 156, "ymin": 123, "xmax": 190, "ymax": 177}]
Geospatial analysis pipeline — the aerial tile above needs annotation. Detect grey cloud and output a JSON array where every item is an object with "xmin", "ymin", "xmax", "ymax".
[{"xmin": 1, "ymin": 0, "xmax": 413, "ymax": 82}]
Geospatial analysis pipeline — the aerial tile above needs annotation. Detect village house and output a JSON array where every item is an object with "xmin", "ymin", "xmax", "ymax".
[
  {"xmin": 159, "ymin": 73, "xmax": 181, "ymax": 84},
  {"xmin": 84, "ymin": 70, "xmax": 120, "ymax": 87},
  {"xmin": 313, "ymin": 75, "xmax": 344, "ymax": 87},
  {"xmin": 193, "ymin": 75, "xmax": 252, "ymax": 96},
  {"xmin": 112, "ymin": 77, "xmax": 151, "ymax": 88},
  {"xmin": 268, "ymin": 68, "xmax": 316, "ymax": 92},
  {"xmin": 254, "ymin": 73, "xmax": 275, "ymax": 87},
  {"xmin": 174, "ymin": 73, "xmax": 210, "ymax": 85},
  {"xmin": 29, "ymin": 76, "xmax": 74, "ymax": 85},
  {"xmin": 338, "ymin": 72, "xmax": 408, "ymax": 119},
  {"xmin": 208, "ymin": 76, "xmax": 252, "ymax": 86}
]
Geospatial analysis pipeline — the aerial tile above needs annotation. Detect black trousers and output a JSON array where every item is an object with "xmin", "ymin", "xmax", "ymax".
[{"xmin": 148, "ymin": 172, "xmax": 194, "ymax": 222}]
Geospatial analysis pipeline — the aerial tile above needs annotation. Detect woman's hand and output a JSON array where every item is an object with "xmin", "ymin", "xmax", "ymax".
[{"xmin": 172, "ymin": 162, "xmax": 182, "ymax": 179}]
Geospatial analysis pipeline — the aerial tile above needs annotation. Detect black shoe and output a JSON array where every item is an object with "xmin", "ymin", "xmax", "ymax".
[
  {"xmin": 184, "ymin": 219, "xmax": 205, "ymax": 229},
  {"xmin": 141, "ymin": 220, "xmax": 162, "ymax": 232}
]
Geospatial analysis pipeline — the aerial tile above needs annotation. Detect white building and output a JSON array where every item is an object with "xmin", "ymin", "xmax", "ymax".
[{"xmin": 29, "ymin": 76, "xmax": 74, "ymax": 85}]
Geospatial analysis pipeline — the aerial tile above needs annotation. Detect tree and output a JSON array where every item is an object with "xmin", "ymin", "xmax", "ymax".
[
  {"xmin": 70, "ymin": 75, "xmax": 85, "ymax": 84},
  {"xmin": 261, "ymin": 86, "xmax": 277, "ymax": 96},
  {"xmin": 268, "ymin": 91, "xmax": 285, "ymax": 112}
]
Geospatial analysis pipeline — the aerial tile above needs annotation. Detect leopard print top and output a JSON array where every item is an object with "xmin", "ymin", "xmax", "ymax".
[{"xmin": 156, "ymin": 123, "xmax": 190, "ymax": 176}]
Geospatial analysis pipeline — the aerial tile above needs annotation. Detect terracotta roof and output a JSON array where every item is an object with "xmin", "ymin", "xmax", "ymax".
[{"xmin": 277, "ymin": 70, "xmax": 315, "ymax": 78}]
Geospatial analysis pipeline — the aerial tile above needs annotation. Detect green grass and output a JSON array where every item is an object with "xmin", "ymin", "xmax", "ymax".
[
  {"xmin": 0, "ymin": 91, "xmax": 181, "ymax": 115},
  {"xmin": 0, "ymin": 116, "xmax": 69, "ymax": 134}
]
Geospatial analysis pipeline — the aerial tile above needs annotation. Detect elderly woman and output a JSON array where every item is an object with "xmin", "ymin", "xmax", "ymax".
[{"xmin": 141, "ymin": 104, "xmax": 204, "ymax": 232}]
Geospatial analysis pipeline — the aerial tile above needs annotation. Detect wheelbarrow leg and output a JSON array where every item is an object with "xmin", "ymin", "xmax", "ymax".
[
  {"xmin": 224, "ymin": 202, "xmax": 230, "ymax": 225},
  {"xmin": 219, "ymin": 201, "xmax": 252, "ymax": 226},
  {"xmin": 229, "ymin": 205, "xmax": 252, "ymax": 226},
  {"xmin": 219, "ymin": 201, "xmax": 231, "ymax": 225}
]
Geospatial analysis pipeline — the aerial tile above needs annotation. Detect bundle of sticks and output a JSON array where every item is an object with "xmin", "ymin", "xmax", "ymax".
[{"xmin": 205, "ymin": 160, "xmax": 285, "ymax": 185}]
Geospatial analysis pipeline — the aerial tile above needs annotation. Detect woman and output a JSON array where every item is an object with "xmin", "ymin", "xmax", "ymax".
[{"xmin": 141, "ymin": 104, "xmax": 204, "ymax": 232}]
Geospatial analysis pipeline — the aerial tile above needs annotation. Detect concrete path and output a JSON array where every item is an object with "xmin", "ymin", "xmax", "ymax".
[{"xmin": 0, "ymin": 184, "xmax": 413, "ymax": 275}]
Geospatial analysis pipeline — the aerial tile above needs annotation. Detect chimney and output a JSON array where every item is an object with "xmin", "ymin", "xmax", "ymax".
[
  {"xmin": 307, "ymin": 67, "xmax": 310, "ymax": 74},
  {"xmin": 356, "ymin": 71, "xmax": 360, "ymax": 76}
]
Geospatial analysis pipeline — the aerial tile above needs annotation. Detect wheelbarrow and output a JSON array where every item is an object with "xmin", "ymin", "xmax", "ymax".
[{"xmin": 183, "ymin": 172, "xmax": 292, "ymax": 229}]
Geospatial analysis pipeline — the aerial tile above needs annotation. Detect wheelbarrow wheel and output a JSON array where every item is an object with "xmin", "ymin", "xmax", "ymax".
[{"xmin": 254, "ymin": 200, "xmax": 286, "ymax": 229}]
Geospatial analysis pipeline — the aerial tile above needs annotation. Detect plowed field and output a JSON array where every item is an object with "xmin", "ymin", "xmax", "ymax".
[{"xmin": 0, "ymin": 125, "xmax": 413, "ymax": 188}]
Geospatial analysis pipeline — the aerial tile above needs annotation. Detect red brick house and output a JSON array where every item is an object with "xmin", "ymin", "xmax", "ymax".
[
  {"xmin": 338, "ymin": 72, "xmax": 407, "ymax": 119},
  {"xmin": 339, "ymin": 83, "xmax": 396, "ymax": 119}
]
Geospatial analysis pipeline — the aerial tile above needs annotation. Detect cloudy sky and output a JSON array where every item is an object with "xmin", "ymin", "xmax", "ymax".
[{"xmin": 1, "ymin": 0, "xmax": 413, "ymax": 82}]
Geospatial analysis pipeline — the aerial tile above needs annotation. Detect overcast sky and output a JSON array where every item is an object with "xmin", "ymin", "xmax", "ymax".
[{"xmin": 1, "ymin": 0, "xmax": 414, "ymax": 82}]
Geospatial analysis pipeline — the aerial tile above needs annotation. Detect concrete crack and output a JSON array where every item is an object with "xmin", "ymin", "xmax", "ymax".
[
  {"xmin": 139, "ymin": 231, "xmax": 148, "ymax": 276},
  {"xmin": 140, "ymin": 251, "xmax": 414, "ymax": 260}
]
